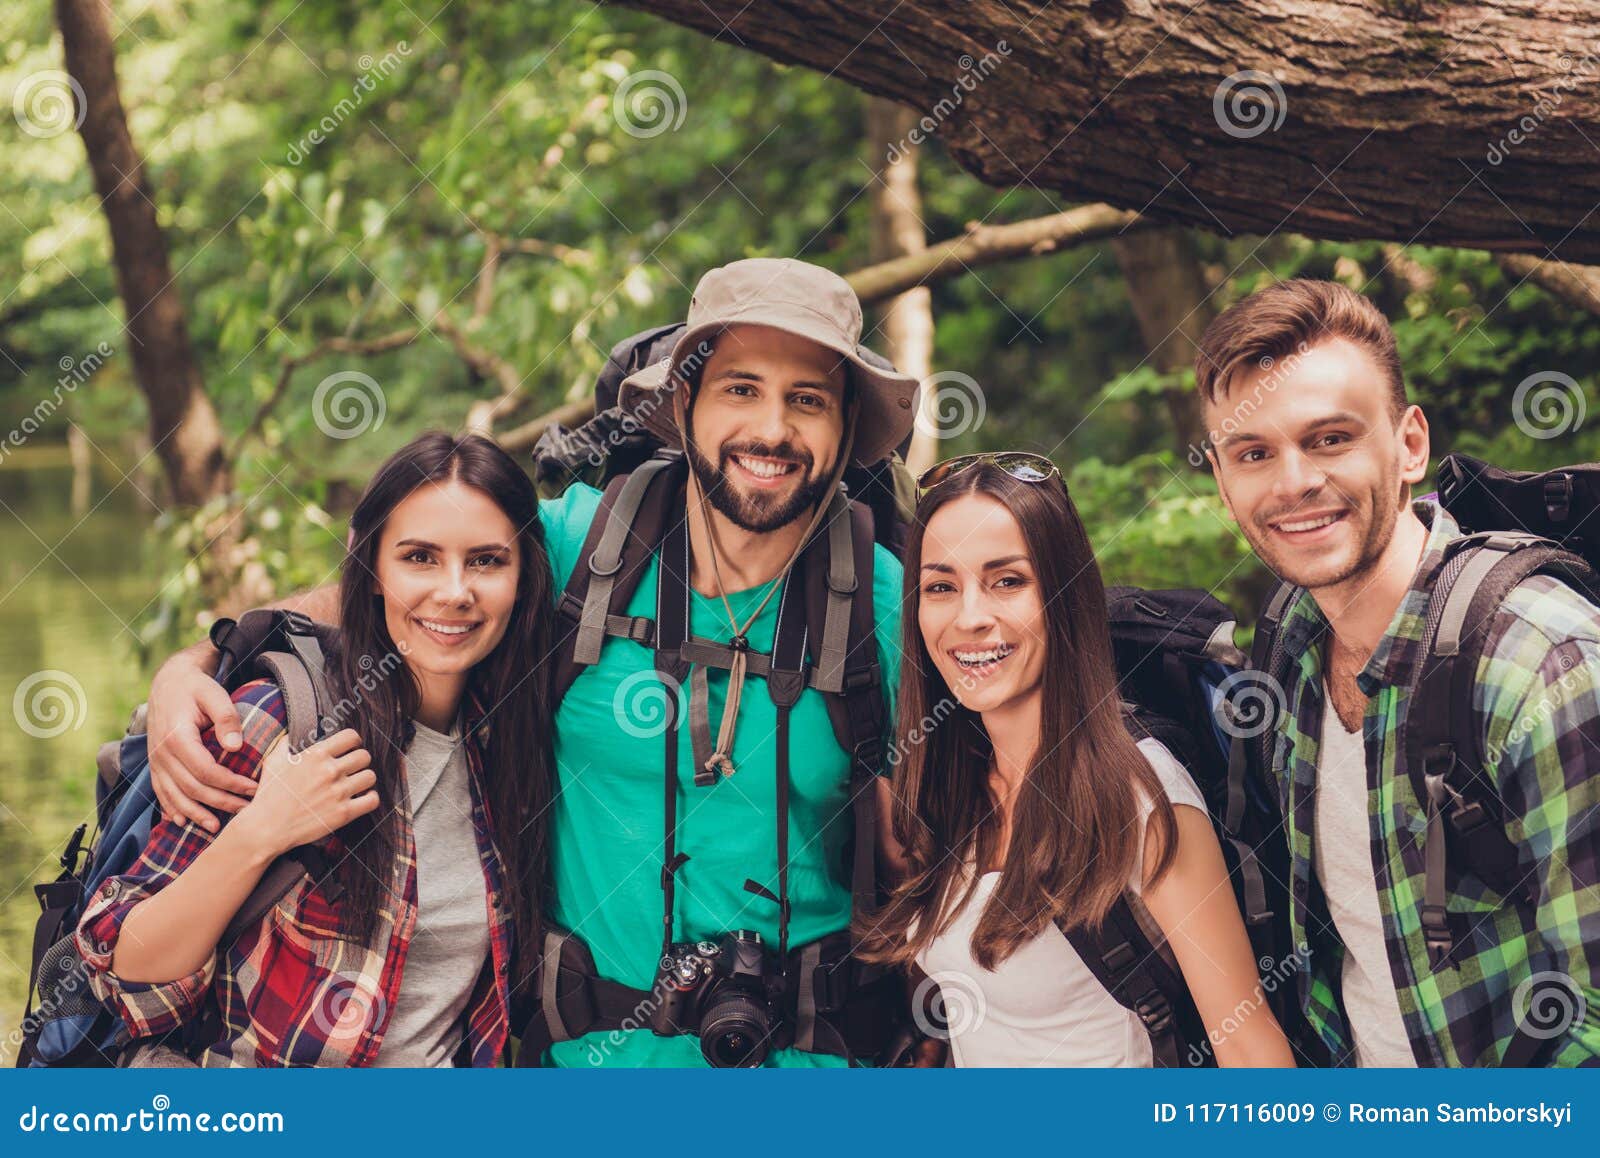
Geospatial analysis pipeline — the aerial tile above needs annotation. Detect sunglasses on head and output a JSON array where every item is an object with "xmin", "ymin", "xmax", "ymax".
[{"xmin": 916, "ymin": 452, "xmax": 1062, "ymax": 498}]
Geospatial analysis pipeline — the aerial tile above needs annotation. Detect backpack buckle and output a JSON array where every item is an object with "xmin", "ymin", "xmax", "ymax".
[
  {"xmin": 842, "ymin": 667, "xmax": 879, "ymax": 693},
  {"xmin": 1421, "ymin": 904, "xmax": 1454, "ymax": 964},
  {"xmin": 58, "ymin": 823, "xmax": 88, "ymax": 873},
  {"xmin": 1133, "ymin": 990, "xmax": 1174, "ymax": 1034},
  {"xmin": 1544, "ymin": 474, "xmax": 1573, "ymax": 525}
]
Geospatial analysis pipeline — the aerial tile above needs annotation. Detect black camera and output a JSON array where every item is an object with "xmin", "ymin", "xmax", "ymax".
[{"xmin": 648, "ymin": 930, "xmax": 784, "ymax": 1067}]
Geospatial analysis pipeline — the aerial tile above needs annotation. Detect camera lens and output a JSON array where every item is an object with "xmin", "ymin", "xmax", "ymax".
[{"xmin": 698, "ymin": 990, "xmax": 775, "ymax": 1068}]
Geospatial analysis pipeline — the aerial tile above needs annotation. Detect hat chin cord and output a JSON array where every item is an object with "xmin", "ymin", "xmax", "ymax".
[{"xmin": 673, "ymin": 383, "xmax": 860, "ymax": 778}]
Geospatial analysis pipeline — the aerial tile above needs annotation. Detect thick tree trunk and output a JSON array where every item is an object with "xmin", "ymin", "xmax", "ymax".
[
  {"xmin": 1110, "ymin": 229, "xmax": 1214, "ymax": 458},
  {"xmin": 56, "ymin": 0, "xmax": 230, "ymax": 507},
  {"xmin": 607, "ymin": 0, "xmax": 1600, "ymax": 260},
  {"xmin": 865, "ymin": 98, "xmax": 938, "ymax": 474}
]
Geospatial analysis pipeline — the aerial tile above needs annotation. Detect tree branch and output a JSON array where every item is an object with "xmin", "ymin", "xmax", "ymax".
[
  {"xmin": 1496, "ymin": 253, "xmax": 1600, "ymax": 316},
  {"xmin": 847, "ymin": 203, "xmax": 1149, "ymax": 305}
]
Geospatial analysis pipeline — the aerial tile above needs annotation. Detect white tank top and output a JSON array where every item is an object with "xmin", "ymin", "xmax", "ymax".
[{"xmin": 914, "ymin": 738, "xmax": 1207, "ymax": 1067}]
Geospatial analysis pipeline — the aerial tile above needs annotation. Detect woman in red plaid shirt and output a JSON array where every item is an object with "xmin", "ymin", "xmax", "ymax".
[{"xmin": 77, "ymin": 432, "xmax": 555, "ymax": 1066}]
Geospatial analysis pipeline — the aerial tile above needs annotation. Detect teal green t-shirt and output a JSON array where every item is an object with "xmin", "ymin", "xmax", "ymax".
[{"xmin": 538, "ymin": 483, "xmax": 902, "ymax": 1067}]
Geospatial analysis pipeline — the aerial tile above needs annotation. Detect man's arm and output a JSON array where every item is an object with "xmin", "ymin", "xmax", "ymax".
[
  {"xmin": 146, "ymin": 583, "xmax": 340, "ymax": 831},
  {"xmin": 1493, "ymin": 635, "xmax": 1600, "ymax": 1064}
]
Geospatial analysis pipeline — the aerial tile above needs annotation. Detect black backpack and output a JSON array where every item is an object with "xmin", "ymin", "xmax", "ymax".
[
  {"xmin": 529, "ymin": 323, "xmax": 915, "ymax": 556},
  {"xmin": 1050, "ymin": 587, "xmax": 1314, "ymax": 1067},
  {"xmin": 1250, "ymin": 452, "xmax": 1600, "ymax": 1067},
  {"xmin": 19, "ymin": 611, "xmax": 345, "ymax": 1067}
]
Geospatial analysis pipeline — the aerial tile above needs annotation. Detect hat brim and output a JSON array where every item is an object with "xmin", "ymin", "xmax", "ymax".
[{"xmin": 616, "ymin": 320, "xmax": 918, "ymax": 467}]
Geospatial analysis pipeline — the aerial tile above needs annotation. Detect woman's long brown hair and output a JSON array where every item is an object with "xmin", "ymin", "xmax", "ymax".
[
  {"xmin": 330, "ymin": 431, "xmax": 553, "ymax": 995},
  {"xmin": 856, "ymin": 462, "xmax": 1175, "ymax": 971}
]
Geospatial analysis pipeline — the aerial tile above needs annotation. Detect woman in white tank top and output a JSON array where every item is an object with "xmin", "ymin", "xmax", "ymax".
[{"xmin": 857, "ymin": 454, "xmax": 1296, "ymax": 1068}]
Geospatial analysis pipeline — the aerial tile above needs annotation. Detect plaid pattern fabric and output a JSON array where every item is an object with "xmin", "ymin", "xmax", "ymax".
[
  {"xmin": 77, "ymin": 679, "xmax": 514, "ymax": 1067},
  {"xmin": 1272, "ymin": 500, "xmax": 1600, "ymax": 1066}
]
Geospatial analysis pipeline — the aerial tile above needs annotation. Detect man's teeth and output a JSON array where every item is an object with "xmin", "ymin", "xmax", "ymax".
[
  {"xmin": 1278, "ymin": 513, "xmax": 1342, "ymax": 533},
  {"xmin": 735, "ymin": 455, "xmax": 797, "ymax": 479},
  {"xmin": 954, "ymin": 644, "xmax": 1014, "ymax": 667},
  {"xmin": 420, "ymin": 619, "xmax": 477, "ymax": 635}
]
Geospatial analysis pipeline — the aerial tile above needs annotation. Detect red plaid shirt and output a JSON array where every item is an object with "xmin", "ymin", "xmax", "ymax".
[{"xmin": 77, "ymin": 679, "xmax": 514, "ymax": 1067}]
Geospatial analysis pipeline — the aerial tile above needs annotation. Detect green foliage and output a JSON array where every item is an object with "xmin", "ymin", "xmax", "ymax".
[{"xmin": 2, "ymin": 0, "xmax": 1598, "ymax": 639}]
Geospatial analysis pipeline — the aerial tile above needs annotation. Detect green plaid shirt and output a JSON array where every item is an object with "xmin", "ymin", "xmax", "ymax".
[{"xmin": 1272, "ymin": 500, "xmax": 1600, "ymax": 1066}]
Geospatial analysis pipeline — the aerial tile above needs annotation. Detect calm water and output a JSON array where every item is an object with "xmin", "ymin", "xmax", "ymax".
[{"xmin": 0, "ymin": 455, "xmax": 156, "ymax": 1046}]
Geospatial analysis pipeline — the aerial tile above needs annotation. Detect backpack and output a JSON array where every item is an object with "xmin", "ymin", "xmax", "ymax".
[
  {"xmin": 1250, "ymin": 452, "xmax": 1600, "ymax": 1067},
  {"xmin": 18, "ymin": 610, "xmax": 345, "ymax": 1068},
  {"xmin": 1052, "ymin": 587, "xmax": 1314, "ymax": 1067},
  {"xmin": 529, "ymin": 322, "xmax": 916, "ymax": 556}
]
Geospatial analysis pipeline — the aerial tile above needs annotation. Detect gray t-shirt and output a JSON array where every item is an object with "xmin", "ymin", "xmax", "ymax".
[
  {"xmin": 374, "ymin": 720, "xmax": 491, "ymax": 1067},
  {"xmin": 1312, "ymin": 699, "xmax": 1417, "ymax": 1067}
]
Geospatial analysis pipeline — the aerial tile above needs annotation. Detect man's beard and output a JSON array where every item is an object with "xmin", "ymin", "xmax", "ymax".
[
  {"xmin": 686, "ymin": 438, "xmax": 832, "ymax": 533},
  {"xmin": 1244, "ymin": 467, "xmax": 1403, "ymax": 594}
]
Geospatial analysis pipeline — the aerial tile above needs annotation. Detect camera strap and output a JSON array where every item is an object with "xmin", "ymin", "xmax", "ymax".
[{"xmin": 653, "ymin": 509, "xmax": 804, "ymax": 964}]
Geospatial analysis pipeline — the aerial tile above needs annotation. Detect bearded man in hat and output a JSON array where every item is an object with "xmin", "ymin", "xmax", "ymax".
[{"xmin": 139, "ymin": 258, "xmax": 920, "ymax": 1067}]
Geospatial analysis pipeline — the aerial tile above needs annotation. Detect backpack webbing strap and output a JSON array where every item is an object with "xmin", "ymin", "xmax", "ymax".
[
  {"xmin": 222, "ymin": 638, "xmax": 342, "ymax": 946},
  {"xmin": 1411, "ymin": 534, "xmax": 1600, "ymax": 968},
  {"xmin": 805, "ymin": 499, "xmax": 886, "ymax": 919},
  {"xmin": 812, "ymin": 491, "xmax": 857, "ymax": 695},
  {"xmin": 573, "ymin": 456, "xmax": 680, "ymax": 668},
  {"xmin": 1221, "ymin": 578, "xmax": 1300, "ymax": 926},
  {"xmin": 1061, "ymin": 897, "xmax": 1195, "ymax": 1067}
]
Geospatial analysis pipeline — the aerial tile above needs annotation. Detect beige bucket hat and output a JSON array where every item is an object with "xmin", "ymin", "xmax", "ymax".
[{"xmin": 616, "ymin": 257, "xmax": 919, "ymax": 466}]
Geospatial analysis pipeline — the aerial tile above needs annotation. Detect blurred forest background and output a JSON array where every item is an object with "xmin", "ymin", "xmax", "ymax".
[{"xmin": 2, "ymin": 0, "xmax": 1598, "ymax": 1031}]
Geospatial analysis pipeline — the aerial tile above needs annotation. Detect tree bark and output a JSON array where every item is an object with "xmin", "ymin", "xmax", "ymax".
[
  {"xmin": 605, "ymin": 0, "xmax": 1600, "ymax": 260},
  {"xmin": 56, "ymin": 0, "xmax": 229, "ymax": 507},
  {"xmin": 865, "ymin": 98, "xmax": 937, "ymax": 474},
  {"xmin": 1110, "ymin": 229, "xmax": 1214, "ymax": 458}
]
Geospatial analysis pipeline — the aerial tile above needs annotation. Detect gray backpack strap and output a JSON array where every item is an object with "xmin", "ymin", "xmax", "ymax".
[
  {"xmin": 573, "ymin": 456, "xmax": 677, "ymax": 667},
  {"xmin": 220, "ymin": 638, "xmax": 337, "ymax": 947},
  {"xmin": 1411, "ymin": 532, "xmax": 1599, "ymax": 969},
  {"xmin": 811, "ymin": 491, "xmax": 857, "ymax": 695}
]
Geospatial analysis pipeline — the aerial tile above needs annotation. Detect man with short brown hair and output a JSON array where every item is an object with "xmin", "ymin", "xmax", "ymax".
[{"xmin": 1199, "ymin": 277, "xmax": 1600, "ymax": 1067}]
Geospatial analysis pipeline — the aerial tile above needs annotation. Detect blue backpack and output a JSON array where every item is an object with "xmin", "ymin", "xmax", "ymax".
[{"xmin": 18, "ymin": 611, "xmax": 339, "ymax": 1067}]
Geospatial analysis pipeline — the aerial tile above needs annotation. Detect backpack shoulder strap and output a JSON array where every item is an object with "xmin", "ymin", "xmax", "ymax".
[
  {"xmin": 1218, "ymin": 577, "xmax": 1301, "ymax": 927},
  {"xmin": 1409, "ymin": 532, "xmax": 1600, "ymax": 967},
  {"xmin": 803, "ymin": 493, "xmax": 887, "ymax": 919},
  {"xmin": 552, "ymin": 453, "xmax": 686, "ymax": 701},
  {"xmin": 1059, "ymin": 896, "xmax": 1204, "ymax": 1067},
  {"xmin": 221, "ymin": 632, "xmax": 341, "ymax": 947}
]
